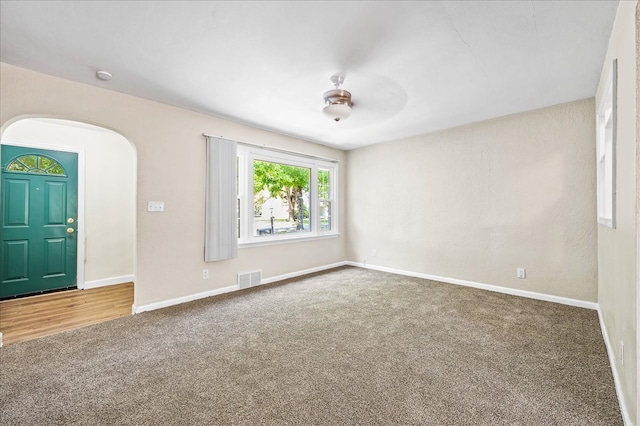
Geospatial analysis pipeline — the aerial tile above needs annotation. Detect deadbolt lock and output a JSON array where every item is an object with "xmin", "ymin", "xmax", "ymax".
[{"xmin": 67, "ymin": 218, "xmax": 75, "ymax": 224}]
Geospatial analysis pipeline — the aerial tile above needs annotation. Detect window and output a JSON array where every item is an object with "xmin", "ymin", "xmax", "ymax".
[
  {"xmin": 318, "ymin": 168, "xmax": 332, "ymax": 231},
  {"xmin": 596, "ymin": 59, "xmax": 616, "ymax": 228},
  {"xmin": 237, "ymin": 146, "xmax": 338, "ymax": 245},
  {"xmin": 6, "ymin": 154, "xmax": 66, "ymax": 175}
]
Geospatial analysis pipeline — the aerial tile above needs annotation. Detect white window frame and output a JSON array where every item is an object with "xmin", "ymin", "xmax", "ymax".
[
  {"xmin": 237, "ymin": 145, "xmax": 339, "ymax": 247},
  {"xmin": 596, "ymin": 59, "xmax": 617, "ymax": 228}
]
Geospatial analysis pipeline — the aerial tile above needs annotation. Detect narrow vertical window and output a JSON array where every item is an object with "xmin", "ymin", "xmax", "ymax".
[
  {"xmin": 596, "ymin": 59, "xmax": 616, "ymax": 228},
  {"xmin": 318, "ymin": 168, "xmax": 332, "ymax": 232},
  {"xmin": 237, "ymin": 156, "xmax": 241, "ymax": 239}
]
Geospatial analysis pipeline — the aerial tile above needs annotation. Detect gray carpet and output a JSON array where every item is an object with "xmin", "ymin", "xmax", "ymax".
[{"xmin": 0, "ymin": 266, "xmax": 622, "ymax": 425}]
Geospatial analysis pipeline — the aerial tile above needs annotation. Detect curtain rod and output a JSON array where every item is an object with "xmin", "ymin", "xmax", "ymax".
[{"xmin": 202, "ymin": 133, "xmax": 339, "ymax": 163}]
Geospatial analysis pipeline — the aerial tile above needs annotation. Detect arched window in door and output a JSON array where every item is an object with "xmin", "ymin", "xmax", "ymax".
[{"xmin": 5, "ymin": 154, "xmax": 66, "ymax": 176}]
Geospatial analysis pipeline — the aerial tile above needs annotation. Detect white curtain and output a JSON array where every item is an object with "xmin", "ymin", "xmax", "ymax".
[{"xmin": 205, "ymin": 136, "xmax": 237, "ymax": 261}]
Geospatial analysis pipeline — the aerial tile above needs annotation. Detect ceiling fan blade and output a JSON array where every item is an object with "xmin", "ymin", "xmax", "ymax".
[{"xmin": 332, "ymin": 4, "xmax": 410, "ymax": 70}]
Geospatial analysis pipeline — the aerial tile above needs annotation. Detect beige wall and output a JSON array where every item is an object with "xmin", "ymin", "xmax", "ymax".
[
  {"xmin": 346, "ymin": 98, "xmax": 598, "ymax": 302},
  {"xmin": 0, "ymin": 63, "xmax": 347, "ymax": 307},
  {"xmin": 596, "ymin": 1, "xmax": 638, "ymax": 423},
  {"xmin": 1, "ymin": 118, "xmax": 136, "ymax": 284}
]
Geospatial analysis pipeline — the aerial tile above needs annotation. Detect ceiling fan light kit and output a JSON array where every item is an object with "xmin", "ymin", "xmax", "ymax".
[{"xmin": 322, "ymin": 75, "xmax": 352, "ymax": 122}]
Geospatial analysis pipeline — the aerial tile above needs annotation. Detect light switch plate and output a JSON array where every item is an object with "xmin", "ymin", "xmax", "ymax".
[{"xmin": 147, "ymin": 201, "xmax": 165, "ymax": 212}]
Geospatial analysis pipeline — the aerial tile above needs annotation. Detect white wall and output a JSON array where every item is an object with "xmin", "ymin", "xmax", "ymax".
[
  {"xmin": 346, "ymin": 98, "xmax": 598, "ymax": 302},
  {"xmin": 0, "ymin": 63, "xmax": 348, "ymax": 308},
  {"xmin": 1, "ymin": 118, "xmax": 136, "ymax": 285},
  {"xmin": 595, "ymin": 1, "xmax": 638, "ymax": 424}
]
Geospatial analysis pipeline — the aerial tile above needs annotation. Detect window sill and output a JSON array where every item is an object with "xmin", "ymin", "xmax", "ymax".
[
  {"xmin": 239, "ymin": 232, "xmax": 340, "ymax": 249},
  {"xmin": 597, "ymin": 217, "xmax": 615, "ymax": 229}
]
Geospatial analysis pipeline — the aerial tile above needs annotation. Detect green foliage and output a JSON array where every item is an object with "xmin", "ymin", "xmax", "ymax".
[
  {"xmin": 254, "ymin": 161, "xmax": 309, "ymax": 196},
  {"xmin": 254, "ymin": 193, "xmax": 266, "ymax": 216},
  {"xmin": 318, "ymin": 169, "xmax": 330, "ymax": 199},
  {"xmin": 253, "ymin": 160, "xmax": 310, "ymax": 222}
]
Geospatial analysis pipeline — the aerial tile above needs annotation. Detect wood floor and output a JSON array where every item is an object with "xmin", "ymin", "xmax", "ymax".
[{"xmin": 0, "ymin": 283, "xmax": 134, "ymax": 346}]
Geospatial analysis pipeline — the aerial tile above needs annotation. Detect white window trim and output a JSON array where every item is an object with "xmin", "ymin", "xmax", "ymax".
[
  {"xmin": 237, "ymin": 145, "xmax": 339, "ymax": 246},
  {"xmin": 596, "ymin": 58, "xmax": 617, "ymax": 228}
]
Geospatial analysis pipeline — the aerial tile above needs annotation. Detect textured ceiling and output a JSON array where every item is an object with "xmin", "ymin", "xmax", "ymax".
[{"xmin": 0, "ymin": 1, "xmax": 619, "ymax": 150}]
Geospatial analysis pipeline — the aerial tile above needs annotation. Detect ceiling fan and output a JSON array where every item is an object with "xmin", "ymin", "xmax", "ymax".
[{"xmin": 322, "ymin": 74, "xmax": 353, "ymax": 122}]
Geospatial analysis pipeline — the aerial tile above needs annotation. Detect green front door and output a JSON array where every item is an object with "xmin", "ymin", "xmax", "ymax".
[{"xmin": 1, "ymin": 145, "xmax": 78, "ymax": 298}]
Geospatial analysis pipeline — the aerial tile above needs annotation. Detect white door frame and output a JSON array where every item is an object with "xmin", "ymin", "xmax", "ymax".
[{"xmin": 1, "ymin": 138, "xmax": 87, "ymax": 289}]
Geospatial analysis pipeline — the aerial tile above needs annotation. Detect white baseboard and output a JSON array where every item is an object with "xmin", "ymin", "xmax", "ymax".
[
  {"xmin": 133, "ymin": 284, "xmax": 239, "ymax": 314},
  {"xmin": 83, "ymin": 274, "xmax": 134, "ymax": 290},
  {"xmin": 261, "ymin": 261, "xmax": 349, "ymax": 285},
  {"xmin": 134, "ymin": 260, "xmax": 597, "ymax": 314},
  {"xmin": 346, "ymin": 261, "xmax": 598, "ymax": 310},
  {"xmin": 0, "ymin": 332, "xmax": 3, "ymax": 348},
  {"xmin": 597, "ymin": 308, "xmax": 633, "ymax": 426},
  {"xmin": 133, "ymin": 261, "xmax": 349, "ymax": 314}
]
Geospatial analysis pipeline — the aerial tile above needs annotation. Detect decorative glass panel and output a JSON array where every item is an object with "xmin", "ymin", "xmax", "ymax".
[
  {"xmin": 7, "ymin": 162, "xmax": 28, "ymax": 172},
  {"xmin": 39, "ymin": 156, "xmax": 54, "ymax": 169},
  {"xmin": 21, "ymin": 155, "xmax": 37, "ymax": 169},
  {"xmin": 5, "ymin": 155, "xmax": 67, "ymax": 176},
  {"xmin": 48, "ymin": 165, "xmax": 65, "ymax": 175}
]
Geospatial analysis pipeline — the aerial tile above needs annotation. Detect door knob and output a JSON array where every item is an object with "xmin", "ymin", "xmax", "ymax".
[{"xmin": 66, "ymin": 228, "xmax": 75, "ymax": 234}]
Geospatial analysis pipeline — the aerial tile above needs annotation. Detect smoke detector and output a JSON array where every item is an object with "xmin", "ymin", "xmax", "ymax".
[{"xmin": 96, "ymin": 70, "xmax": 112, "ymax": 81}]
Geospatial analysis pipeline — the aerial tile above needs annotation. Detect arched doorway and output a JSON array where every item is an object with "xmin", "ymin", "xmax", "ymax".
[{"xmin": 0, "ymin": 117, "xmax": 136, "ymax": 343}]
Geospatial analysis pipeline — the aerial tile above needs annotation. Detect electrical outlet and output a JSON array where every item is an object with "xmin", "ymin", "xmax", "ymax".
[
  {"xmin": 147, "ymin": 201, "xmax": 165, "ymax": 212},
  {"xmin": 620, "ymin": 341, "xmax": 624, "ymax": 365},
  {"xmin": 372, "ymin": 249, "xmax": 377, "ymax": 257},
  {"xmin": 517, "ymin": 268, "xmax": 526, "ymax": 279},
  {"xmin": 202, "ymin": 269, "xmax": 209, "ymax": 279}
]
